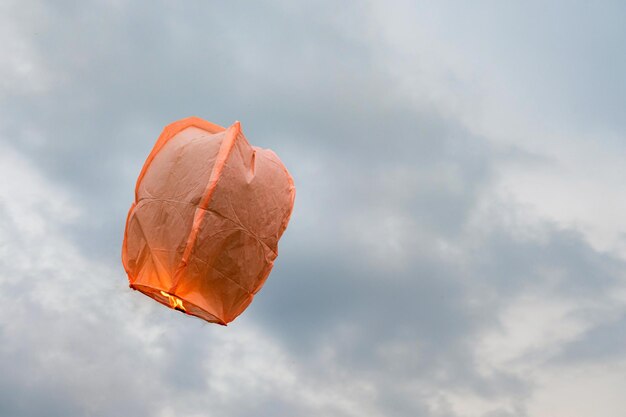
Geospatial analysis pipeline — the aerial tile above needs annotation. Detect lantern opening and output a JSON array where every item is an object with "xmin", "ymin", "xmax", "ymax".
[
  {"xmin": 131, "ymin": 284, "xmax": 227, "ymax": 325},
  {"xmin": 160, "ymin": 291, "xmax": 186, "ymax": 312}
]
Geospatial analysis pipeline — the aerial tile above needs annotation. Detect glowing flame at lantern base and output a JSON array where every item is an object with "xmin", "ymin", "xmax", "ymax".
[{"xmin": 160, "ymin": 291, "xmax": 186, "ymax": 312}]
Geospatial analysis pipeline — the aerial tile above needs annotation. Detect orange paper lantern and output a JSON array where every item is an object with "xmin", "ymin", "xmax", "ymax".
[{"xmin": 122, "ymin": 117, "xmax": 295, "ymax": 325}]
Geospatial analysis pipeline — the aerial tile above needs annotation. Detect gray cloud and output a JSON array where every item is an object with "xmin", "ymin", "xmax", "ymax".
[{"xmin": 1, "ymin": 1, "xmax": 626, "ymax": 416}]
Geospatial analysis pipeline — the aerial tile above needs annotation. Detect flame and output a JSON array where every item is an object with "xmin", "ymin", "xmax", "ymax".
[{"xmin": 160, "ymin": 291, "xmax": 186, "ymax": 312}]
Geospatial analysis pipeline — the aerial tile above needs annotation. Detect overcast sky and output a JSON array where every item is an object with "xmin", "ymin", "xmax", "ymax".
[{"xmin": 1, "ymin": 1, "xmax": 626, "ymax": 416}]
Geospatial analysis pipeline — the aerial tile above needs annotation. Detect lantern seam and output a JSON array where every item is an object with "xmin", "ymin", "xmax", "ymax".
[{"xmin": 168, "ymin": 123, "xmax": 241, "ymax": 295}]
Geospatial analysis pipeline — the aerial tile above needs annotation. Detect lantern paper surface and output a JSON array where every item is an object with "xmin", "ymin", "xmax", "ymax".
[{"xmin": 122, "ymin": 117, "xmax": 295, "ymax": 325}]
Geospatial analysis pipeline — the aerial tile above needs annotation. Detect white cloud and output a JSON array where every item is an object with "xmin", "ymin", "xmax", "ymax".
[
  {"xmin": 527, "ymin": 360, "xmax": 626, "ymax": 417},
  {"xmin": 0, "ymin": 1, "xmax": 53, "ymax": 95}
]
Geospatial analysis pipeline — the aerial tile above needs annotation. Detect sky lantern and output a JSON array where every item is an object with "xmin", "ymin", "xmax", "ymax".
[{"xmin": 122, "ymin": 117, "xmax": 295, "ymax": 325}]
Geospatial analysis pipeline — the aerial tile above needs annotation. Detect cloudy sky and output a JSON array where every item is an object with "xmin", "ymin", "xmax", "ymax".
[{"xmin": 1, "ymin": 1, "xmax": 625, "ymax": 416}]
